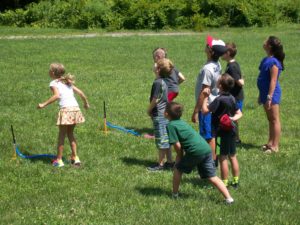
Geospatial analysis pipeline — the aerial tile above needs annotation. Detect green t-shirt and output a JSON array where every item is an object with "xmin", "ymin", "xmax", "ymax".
[{"xmin": 167, "ymin": 119, "xmax": 211, "ymax": 157}]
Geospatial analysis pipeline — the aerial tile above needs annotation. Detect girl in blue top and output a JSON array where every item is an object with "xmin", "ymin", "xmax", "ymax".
[{"xmin": 257, "ymin": 36, "xmax": 285, "ymax": 153}]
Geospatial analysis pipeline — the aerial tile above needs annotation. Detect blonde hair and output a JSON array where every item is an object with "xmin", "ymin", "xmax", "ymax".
[
  {"xmin": 156, "ymin": 58, "xmax": 174, "ymax": 78},
  {"xmin": 49, "ymin": 63, "xmax": 75, "ymax": 85}
]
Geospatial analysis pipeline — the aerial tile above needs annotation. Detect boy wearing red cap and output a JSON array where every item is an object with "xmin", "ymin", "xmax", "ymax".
[
  {"xmin": 202, "ymin": 74, "xmax": 242, "ymax": 188},
  {"xmin": 192, "ymin": 35, "xmax": 227, "ymax": 166}
]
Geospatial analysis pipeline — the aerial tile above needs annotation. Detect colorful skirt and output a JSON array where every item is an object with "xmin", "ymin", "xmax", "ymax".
[{"xmin": 56, "ymin": 107, "xmax": 85, "ymax": 125}]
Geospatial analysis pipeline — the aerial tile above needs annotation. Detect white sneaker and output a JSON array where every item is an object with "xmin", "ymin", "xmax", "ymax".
[
  {"xmin": 225, "ymin": 198, "xmax": 234, "ymax": 204},
  {"xmin": 71, "ymin": 156, "xmax": 81, "ymax": 166}
]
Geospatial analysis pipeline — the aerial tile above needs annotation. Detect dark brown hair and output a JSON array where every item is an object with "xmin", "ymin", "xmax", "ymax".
[
  {"xmin": 166, "ymin": 102, "xmax": 184, "ymax": 120},
  {"xmin": 226, "ymin": 42, "xmax": 237, "ymax": 58},
  {"xmin": 219, "ymin": 73, "xmax": 235, "ymax": 92},
  {"xmin": 267, "ymin": 36, "xmax": 285, "ymax": 70}
]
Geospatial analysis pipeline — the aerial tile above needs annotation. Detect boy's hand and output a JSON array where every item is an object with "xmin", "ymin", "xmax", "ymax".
[
  {"xmin": 202, "ymin": 87, "xmax": 211, "ymax": 97},
  {"xmin": 37, "ymin": 103, "xmax": 45, "ymax": 109},
  {"xmin": 191, "ymin": 111, "xmax": 198, "ymax": 123}
]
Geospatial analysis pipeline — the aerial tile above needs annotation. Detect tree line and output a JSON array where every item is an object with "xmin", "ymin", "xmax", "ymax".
[{"xmin": 0, "ymin": 0, "xmax": 299, "ymax": 30}]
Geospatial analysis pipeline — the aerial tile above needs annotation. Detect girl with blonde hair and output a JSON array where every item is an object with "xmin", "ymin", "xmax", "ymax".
[{"xmin": 38, "ymin": 63, "xmax": 89, "ymax": 167}]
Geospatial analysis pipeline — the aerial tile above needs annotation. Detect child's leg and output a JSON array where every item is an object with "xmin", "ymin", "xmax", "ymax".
[
  {"xmin": 158, "ymin": 148, "xmax": 169, "ymax": 166},
  {"xmin": 229, "ymin": 154, "xmax": 239, "ymax": 178},
  {"xmin": 219, "ymin": 155, "xmax": 229, "ymax": 182},
  {"xmin": 208, "ymin": 176, "xmax": 232, "ymax": 200},
  {"xmin": 264, "ymin": 104, "xmax": 281, "ymax": 149},
  {"xmin": 173, "ymin": 168, "xmax": 183, "ymax": 194},
  {"xmin": 207, "ymin": 138, "xmax": 216, "ymax": 160},
  {"xmin": 166, "ymin": 148, "xmax": 173, "ymax": 163},
  {"xmin": 67, "ymin": 125, "xmax": 77, "ymax": 159},
  {"xmin": 57, "ymin": 125, "xmax": 67, "ymax": 160}
]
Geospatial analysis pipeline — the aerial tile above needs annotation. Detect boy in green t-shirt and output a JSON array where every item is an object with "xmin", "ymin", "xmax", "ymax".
[{"xmin": 165, "ymin": 102, "xmax": 234, "ymax": 204}]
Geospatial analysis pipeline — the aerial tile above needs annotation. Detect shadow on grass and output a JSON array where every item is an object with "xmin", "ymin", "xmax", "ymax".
[
  {"xmin": 17, "ymin": 149, "xmax": 55, "ymax": 164},
  {"xmin": 135, "ymin": 186, "xmax": 191, "ymax": 199},
  {"xmin": 121, "ymin": 156, "xmax": 155, "ymax": 167},
  {"xmin": 237, "ymin": 142, "xmax": 260, "ymax": 151},
  {"xmin": 183, "ymin": 177, "xmax": 214, "ymax": 189}
]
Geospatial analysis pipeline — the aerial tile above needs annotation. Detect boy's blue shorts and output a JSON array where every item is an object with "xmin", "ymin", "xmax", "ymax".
[
  {"xmin": 175, "ymin": 152, "xmax": 216, "ymax": 179},
  {"xmin": 236, "ymin": 100, "xmax": 243, "ymax": 112},
  {"xmin": 153, "ymin": 116, "xmax": 170, "ymax": 149},
  {"xmin": 198, "ymin": 112, "xmax": 213, "ymax": 140}
]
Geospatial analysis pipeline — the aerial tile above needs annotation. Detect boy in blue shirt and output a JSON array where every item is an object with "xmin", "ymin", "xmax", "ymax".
[{"xmin": 165, "ymin": 102, "xmax": 234, "ymax": 204}]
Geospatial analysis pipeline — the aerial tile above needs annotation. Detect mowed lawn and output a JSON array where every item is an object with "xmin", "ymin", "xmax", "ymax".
[{"xmin": 0, "ymin": 25, "xmax": 299, "ymax": 225}]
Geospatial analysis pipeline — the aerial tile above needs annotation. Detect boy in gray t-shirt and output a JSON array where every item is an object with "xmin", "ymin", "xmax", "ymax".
[
  {"xmin": 147, "ymin": 58, "xmax": 174, "ymax": 171},
  {"xmin": 192, "ymin": 35, "xmax": 227, "ymax": 165}
]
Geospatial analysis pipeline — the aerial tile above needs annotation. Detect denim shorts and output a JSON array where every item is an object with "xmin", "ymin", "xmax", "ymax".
[
  {"xmin": 175, "ymin": 152, "xmax": 216, "ymax": 179},
  {"xmin": 153, "ymin": 116, "xmax": 170, "ymax": 149}
]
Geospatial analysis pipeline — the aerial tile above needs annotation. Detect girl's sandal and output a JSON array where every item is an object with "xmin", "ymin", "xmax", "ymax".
[
  {"xmin": 262, "ymin": 144, "xmax": 270, "ymax": 151},
  {"xmin": 264, "ymin": 146, "xmax": 279, "ymax": 154}
]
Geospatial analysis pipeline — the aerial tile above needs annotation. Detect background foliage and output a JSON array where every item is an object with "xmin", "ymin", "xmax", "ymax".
[{"xmin": 0, "ymin": 0, "xmax": 299, "ymax": 30}]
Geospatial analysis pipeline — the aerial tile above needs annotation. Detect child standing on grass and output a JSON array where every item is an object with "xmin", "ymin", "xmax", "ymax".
[
  {"xmin": 257, "ymin": 36, "xmax": 285, "ymax": 154},
  {"xmin": 192, "ymin": 35, "xmax": 227, "ymax": 165},
  {"xmin": 165, "ymin": 102, "xmax": 234, "ymax": 204},
  {"xmin": 202, "ymin": 74, "xmax": 242, "ymax": 188},
  {"xmin": 152, "ymin": 48, "xmax": 186, "ymax": 102},
  {"xmin": 37, "ymin": 63, "xmax": 89, "ymax": 167},
  {"xmin": 147, "ymin": 58, "xmax": 174, "ymax": 171},
  {"xmin": 222, "ymin": 43, "xmax": 244, "ymax": 143}
]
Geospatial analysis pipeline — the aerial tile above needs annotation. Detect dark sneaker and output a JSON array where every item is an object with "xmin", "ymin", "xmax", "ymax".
[
  {"xmin": 147, "ymin": 164, "xmax": 164, "ymax": 172},
  {"xmin": 164, "ymin": 162, "xmax": 175, "ymax": 169},
  {"xmin": 231, "ymin": 182, "xmax": 239, "ymax": 189},
  {"xmin": 236, "ymin": 139, "xmax": 242, "ymax": 144}
]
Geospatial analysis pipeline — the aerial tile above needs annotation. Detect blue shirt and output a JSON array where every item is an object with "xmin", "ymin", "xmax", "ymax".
[{"xmin": 257, "ymin": 57, "xmax": 283, "ymax": 104}]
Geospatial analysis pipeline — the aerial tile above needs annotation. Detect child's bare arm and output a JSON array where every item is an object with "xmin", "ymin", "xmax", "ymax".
[
  {"xmin": 173, "ymin": 142, "xmax": 183, "ymax": 163},
  {"xmin": 178, "ymin": 72, "xmax": 186, "ymax": 84},
  {"xmin": 37, "ymin": 87, "xmax": 59, "ymax": 109},
  {"xmin": 236, "ymin": 78, "xmax": 244, "ymax": 87},
  {"xmin": 201, "ymin": 87, "xmax": 211, "ymax": 114},
  {"xmin": 201, "ymin": 95, "xmax": 210, "ymax": 114},
  {"xmin": 230, "ymin": 109, "xmax": 242, "ymax": 121},
  {"xmin": 147, "ymin": 98, "xmax": 157, "ymax": 117},
  {"xmin": 192, "ymin": 85, "xmax": 210, "ymax": 122},
  {"xmin": 73, "ymin": 85, "xmax": 89, "ymax": 109}
]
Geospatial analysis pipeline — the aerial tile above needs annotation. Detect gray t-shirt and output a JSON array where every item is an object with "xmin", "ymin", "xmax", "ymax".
[
  {"xmin": 195, "ymin": 61, "xmax": 222, "ymax": 104},
  {"xmin": 164, "ymin": 67, "xmax": 180, "ymax": 93},
  {"xmin": 150, "ymin": 78, "xmax": 168, "ymax": 117}
]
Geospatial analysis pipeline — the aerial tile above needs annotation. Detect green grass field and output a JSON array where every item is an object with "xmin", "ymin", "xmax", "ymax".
[{"xmin": 0, "ymin": 25, "xmax": 299, "ymax": 225}]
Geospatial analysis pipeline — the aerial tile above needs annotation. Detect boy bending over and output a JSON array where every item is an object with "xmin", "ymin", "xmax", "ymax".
[{"xmin": 165, "ymin": 102, "xmax": 234, "ymax": 204}]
